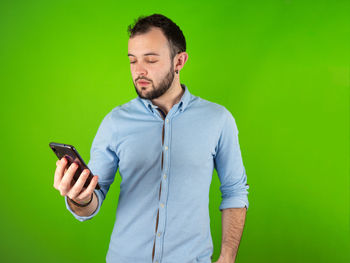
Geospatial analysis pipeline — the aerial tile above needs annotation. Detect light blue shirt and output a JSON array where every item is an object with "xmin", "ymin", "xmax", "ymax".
[{"xmin": 65, "ymin": 84, "xmax": 249, "ymax": 263}]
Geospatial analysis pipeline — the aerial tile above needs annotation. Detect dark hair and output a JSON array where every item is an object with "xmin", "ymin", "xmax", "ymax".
[{"xmin": 127, "ymin": 14, "xmax": 186, "ymax": 60}]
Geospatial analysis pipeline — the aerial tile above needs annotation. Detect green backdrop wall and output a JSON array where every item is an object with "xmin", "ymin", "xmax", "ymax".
[{"xmin": 1, "ymin": 0, "xmax": 348, "ymax": 262}]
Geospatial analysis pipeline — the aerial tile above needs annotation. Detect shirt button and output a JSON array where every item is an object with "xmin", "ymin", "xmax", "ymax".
[
  {"xmin": 157, "ymin": 232, "xmax": 161, "ymax": 237},
  {"xmin": 163, "ymin": 174, "xmax": 166, "ymax": 179},
  {"xmin": 155, "ymin": 261, "xmax": 158, "ymax": 263},
  {"xmin": 160, "ymin": 203, "xmax": 164, "ymax": 208},
  {"xmin": 164, "ymin": 146, "xmax": 168, "ymax": 150},
  {"xmin": 166, "ymin": 118, "xmax": 169, "ymax": 123}
]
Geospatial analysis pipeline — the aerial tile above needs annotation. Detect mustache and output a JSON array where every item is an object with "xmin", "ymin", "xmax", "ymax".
[{"xmin": 136, "ymin": 77, "xmax": 152, "ymax": 82}]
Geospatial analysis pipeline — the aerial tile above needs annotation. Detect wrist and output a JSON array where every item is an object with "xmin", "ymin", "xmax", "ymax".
[
  {"xmin": 68, "ymin": 193, "xmax": 93, "ymax": 207},
  {"xmin": 220, "ymin": 246, "xmax": 236, "ymax": 262}
]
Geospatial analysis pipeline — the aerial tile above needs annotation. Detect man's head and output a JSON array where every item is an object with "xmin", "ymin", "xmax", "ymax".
[{"xmin": 127, "ymin": 14, "xmax": 188, "ymax": 100}]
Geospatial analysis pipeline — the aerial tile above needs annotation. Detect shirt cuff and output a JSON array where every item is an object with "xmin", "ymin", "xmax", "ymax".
[
  {"xmin": 65, "ymin": 189, "xmax": 104, "ymax": 222},
  {"xmin": 219, "ymin": 195, "xmax": 249, "ymax": 211}
]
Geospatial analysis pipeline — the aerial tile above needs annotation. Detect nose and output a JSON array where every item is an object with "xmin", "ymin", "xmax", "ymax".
[{"xmin": 134, "ymin": 62, "xmax": 147, "ymax": 76}]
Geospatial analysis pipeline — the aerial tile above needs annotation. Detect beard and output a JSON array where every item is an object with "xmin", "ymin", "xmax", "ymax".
[{"xmin": 134, "ymin": 63, "xmax": 175, "ymax": 100}]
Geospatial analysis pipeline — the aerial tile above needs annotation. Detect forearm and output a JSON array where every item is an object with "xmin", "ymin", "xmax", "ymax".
[
  {"xmin": 67, "ymin": 191, "xmax": 99, "ymax": 217},
  {"xmin": 220, "ymin": 207, "xmax": 247, "ymax": 262}
]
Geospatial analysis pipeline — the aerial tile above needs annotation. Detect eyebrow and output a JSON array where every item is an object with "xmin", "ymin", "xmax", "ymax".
[{"xmin": 127, "ymin": 52, "xmax": 160, "ymax": 57}]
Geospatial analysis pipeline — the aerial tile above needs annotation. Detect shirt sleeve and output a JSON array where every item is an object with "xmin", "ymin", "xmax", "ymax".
[
  {"xmin": 214, "ymin": 108, "xmax": 249, "ymax": 211},
  {"xmin": 65, "ymin": 111, "xmax": 120, "ymax": 221}
]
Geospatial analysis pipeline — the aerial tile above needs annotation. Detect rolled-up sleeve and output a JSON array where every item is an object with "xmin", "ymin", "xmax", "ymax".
[
  {"xmin": 214, "ymin": 108, "xmax": 249, "ymax": 211},
  {"xmin": 65, "ymin": 110, "xmax": 120, "ymax": 221}
]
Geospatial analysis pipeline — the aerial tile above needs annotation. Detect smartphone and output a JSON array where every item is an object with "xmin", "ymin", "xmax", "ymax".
[{"xmin": 49, "ymin": 142, "xmax": 100, "ymax": 190}]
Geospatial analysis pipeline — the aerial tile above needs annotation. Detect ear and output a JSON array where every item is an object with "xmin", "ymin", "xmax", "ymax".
[{"xmin": 174, "ymin": 52, "xmax": 189, "ymax": 73}]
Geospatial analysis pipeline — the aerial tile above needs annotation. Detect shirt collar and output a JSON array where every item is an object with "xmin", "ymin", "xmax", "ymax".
[{"xmin": 138, "ymin": 83, "xmax": 191, "ymax": 114}]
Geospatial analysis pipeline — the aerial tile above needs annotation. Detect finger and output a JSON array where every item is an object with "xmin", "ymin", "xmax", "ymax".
[
  {"xmin": 67, "ymin": 169, "xmax": 90, "ymax": 199},
  {"xmin": 58, "ymin": 162, "xmax": 79, "ymax": 196},
  {"xmin": 54, "ymin": 157, "xmax": 68, "ymax": 188},
  {"xmin": 77, "ymin": 175, "xmax": 99, "ymax": 200}
]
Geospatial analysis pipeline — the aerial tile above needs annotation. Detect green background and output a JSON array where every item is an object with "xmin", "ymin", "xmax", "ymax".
[{"xmin": 0, "ymin": 0, "xmax": 348, "ymax": 262}]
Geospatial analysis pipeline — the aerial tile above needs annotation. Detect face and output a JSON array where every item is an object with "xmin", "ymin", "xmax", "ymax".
[{"xmin": 128, "ymin": 27, "xmax": 176, "ymax": 100}]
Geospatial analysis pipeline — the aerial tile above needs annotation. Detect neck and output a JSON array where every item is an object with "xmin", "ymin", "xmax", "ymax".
[{"xmin": 151, "ymin": 78, "xmax": 184, "ymax": 115}]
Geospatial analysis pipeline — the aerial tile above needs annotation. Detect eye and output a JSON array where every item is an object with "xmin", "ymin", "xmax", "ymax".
[
  {"xmin": 147, "ymin": 61, "xmax": 157, "ymax": 63},
  {"xmin": 130, "ymin": 61, "xmax": 136, "ymax": 64}
]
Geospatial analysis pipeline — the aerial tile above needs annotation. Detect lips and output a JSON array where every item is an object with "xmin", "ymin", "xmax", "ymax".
[{"xmin": 137, "ymin": 80, "xmax": 150, "ymax": 85}]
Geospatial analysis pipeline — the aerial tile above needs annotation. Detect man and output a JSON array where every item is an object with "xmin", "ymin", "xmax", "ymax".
[{"xmin": 53, "ymin": 14, "xmax": 249, "ymax": 263}]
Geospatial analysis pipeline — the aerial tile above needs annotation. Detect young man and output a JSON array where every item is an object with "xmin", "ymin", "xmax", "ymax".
[{"xmin": 54, "ymin": 14, "xmax": 249, "ymax": 263}]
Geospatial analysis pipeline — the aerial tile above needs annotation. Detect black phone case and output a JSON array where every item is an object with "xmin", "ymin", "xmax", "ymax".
[{"xmin": 49, "ymin": 142, "xmax": 100, "ymax": 190}]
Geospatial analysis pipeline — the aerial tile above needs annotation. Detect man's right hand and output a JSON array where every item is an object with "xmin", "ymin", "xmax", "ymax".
[{"xmin": 53, "ymin": 157, "xmax": 99, "ymax": 205}]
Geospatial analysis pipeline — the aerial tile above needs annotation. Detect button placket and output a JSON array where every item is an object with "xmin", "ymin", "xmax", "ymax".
[
  {"xmin": 153, "ymin": 106, "xmax": 181, "ymax": 263},
  {"xmin": 153, "ymin": 107, "xmax": 167, "ymax": 263},
  {"xmin": 154, "ymin": 109, "xmax": 173, "ymax": 263}
]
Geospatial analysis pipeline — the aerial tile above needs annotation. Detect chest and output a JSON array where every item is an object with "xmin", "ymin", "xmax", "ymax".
[{"xmin": 114, "ymin": 114, "xmax": 219, "ymax": 177}]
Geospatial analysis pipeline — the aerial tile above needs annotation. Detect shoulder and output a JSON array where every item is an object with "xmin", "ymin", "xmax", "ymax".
[
  {"xmin": 95, "ymin": 98, "xmax": 138, "ymax": 129},
  {"xmin": 105, "ymin": 98, "xmax": 140, "ymax": 119},
  {"xmin": 191, "ymin": 95, "xmax": 233, "ymax": 122}
]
